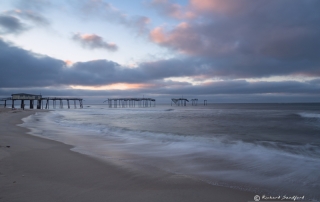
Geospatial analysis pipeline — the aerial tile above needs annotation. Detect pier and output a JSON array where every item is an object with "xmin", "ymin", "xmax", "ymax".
[
  {"xmin": 191, "ymin": 99, "xmax": 198, "ymax": 106},
  {"xmin": 42, "ymin": 97, "xmax": 83, "ymax": 109},
  {"xmin": 105, "ymin": 98, "xmax": 156, "ymax": 108},
  {"xmin": 171, "ymin": 98, "xmax": 189, "ymax": 106},
  {"xmin": 0, "ymin": 93, "xmax": 83, "ymax": 109}
]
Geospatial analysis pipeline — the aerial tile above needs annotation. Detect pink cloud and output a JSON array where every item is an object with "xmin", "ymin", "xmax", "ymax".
[
  {"xmin": 190, "ymin": 0, "xmax": 234, "ymax": 13},
  {"xmin": 150, "ymin": 0, "xmax": 196, "ymax": 19},
  {"xmin": 72, "ymin": 33, "xmax": 118, "ymax": 52},
  {"xmin": 150, "ymin": 21, "xmax": 236, "ymax": 56},
  {"xmin": 150, "ymin": 22, "xmax": 206, "ymax": 55}
]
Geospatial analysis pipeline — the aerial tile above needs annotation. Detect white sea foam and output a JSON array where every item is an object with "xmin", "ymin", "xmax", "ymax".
[{"xmin": 298, "ymin": 112, "xmax": 320, "ymax": 118}]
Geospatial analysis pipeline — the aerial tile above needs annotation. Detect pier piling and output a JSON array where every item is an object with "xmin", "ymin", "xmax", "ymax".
[
  {"xmin": 104, "ymin": 98, "xmax": 156, "ymax": 108},
  {"xmin": 0, "ymin": 94, "xmax": 83, "ymax": 110}
]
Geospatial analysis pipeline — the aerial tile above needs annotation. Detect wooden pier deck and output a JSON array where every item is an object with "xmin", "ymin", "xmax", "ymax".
[
  {"xmin": 104, "ymin": 98, "xmax": 156, "ymax": 108},
  {"xmin": 0, "ymin": 94, "xmax": 83, "ymax": 109}
]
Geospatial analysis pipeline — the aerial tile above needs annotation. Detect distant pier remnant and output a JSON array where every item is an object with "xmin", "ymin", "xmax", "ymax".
[
  {"xmin": 191, "ymin": 99, "xmax": 198, "ymax": 106},
  {"xmin": 105, "ymin": 98, "xmax": 156, "ymax": 108},
  {"xmin": 0, "ymin": 93, "xmax": 83, "ymax": 109},
  {"xmin": 204, "ymin": 100, "xmax": 208, "ymax": 106},
  {"xmin": 171, "ymin": 98, "xmax": 189, "ymax": 106}
]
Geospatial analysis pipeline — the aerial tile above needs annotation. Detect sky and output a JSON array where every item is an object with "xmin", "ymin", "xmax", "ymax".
[{"xmin": 0, "ymin": 0, "xmax": 320, "ymax": 103}]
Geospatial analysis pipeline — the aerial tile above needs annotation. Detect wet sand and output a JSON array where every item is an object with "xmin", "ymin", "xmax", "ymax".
[{"xmin": 0, "ymin": 108, "xmax": 255, "ymax": 202}]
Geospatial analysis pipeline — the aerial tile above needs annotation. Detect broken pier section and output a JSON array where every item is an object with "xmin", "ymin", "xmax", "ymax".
[{"xmin": 105, "ymin": 98, "xmax": 156, "ymax": 108}]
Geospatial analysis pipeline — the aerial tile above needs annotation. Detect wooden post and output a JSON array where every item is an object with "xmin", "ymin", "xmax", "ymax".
[
  {"xmin": 37, "ymin": 100, "xmax": 41, "ymax": 109},
  {"xmin": 30, "ymin": 100, "xmax": 33, "ymax": 109},
  {"xmin": 46, "ymin": 99, "xmax": 49, "ymax": 109},
  {"xmin": 21, "ymin": 100, "xmax": 25, "ymax": 109}
]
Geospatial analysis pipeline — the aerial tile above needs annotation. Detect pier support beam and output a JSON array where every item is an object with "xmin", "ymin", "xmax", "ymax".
[
  {"xmin": 106, "ymin": 98, "xmax": 155, "ymax": 108},
  {"xmin": 37, "ymin": 100, "xmax": 41, "ymax": 109},
  {"xmin": 45, "ymin": 99, "xmax": 49, "ymax": 109},
  {"xmin": 30, "ymin": 100, "xmax": 34, "ymax": 109},
  {"xmin": 21, "ymin": 100, "xmax": 25, "ymax": 109}
]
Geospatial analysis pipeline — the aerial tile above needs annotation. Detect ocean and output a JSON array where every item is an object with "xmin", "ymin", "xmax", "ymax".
[{"xmin": 20, "ymin": 103, "xmax": 320, "ymax": 200}]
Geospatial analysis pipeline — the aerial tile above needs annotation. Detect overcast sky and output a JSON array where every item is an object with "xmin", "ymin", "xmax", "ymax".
[{"xmin": 1, "ymin": 0, "xmax": 320, "ymax": 103}]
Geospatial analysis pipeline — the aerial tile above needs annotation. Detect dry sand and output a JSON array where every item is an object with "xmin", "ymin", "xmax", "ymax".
[{"xmin": 0, "ymin": 108, "xmax": 255, "ymax": 202}]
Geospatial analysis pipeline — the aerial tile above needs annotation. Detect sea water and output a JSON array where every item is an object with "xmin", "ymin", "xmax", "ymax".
[{"xmin": 20, "ymin": 103, "xmax": 320, "ymax": 199}]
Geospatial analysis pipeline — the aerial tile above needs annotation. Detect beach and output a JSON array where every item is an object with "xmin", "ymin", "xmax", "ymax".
[{"xmin": 0, "ymin": 108, "xmax": 255, "ymax": 202}]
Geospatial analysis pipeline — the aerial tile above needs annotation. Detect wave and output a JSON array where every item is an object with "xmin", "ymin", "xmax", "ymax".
[
  {"xmin": 21, "ymin": 111, "xmax": 320, "ymax": 200},
  {"xmin": 298, "ymin": 112, "xmax": 320, "ymax": 119}
]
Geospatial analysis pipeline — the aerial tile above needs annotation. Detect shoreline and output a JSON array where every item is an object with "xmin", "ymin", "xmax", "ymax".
[{"xmin": 0, "ymin": 108, "xmax": 255, "ymax": 202}]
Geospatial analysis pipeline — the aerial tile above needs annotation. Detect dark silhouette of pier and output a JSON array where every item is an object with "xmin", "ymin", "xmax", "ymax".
[
  {"xmin": 0, "ymin": 94, "xmax": 83, "ymax": 109},
  {"xmin": 171, "ymin": 98, "xmax": 189, "ymax": 106},
  {"xmin": 191, "ymin": 99, "xmax": 198, "ymax": 106},
  {"xmin": 104, "ymin": 98, "xmax": 156, "ymax": 108},
  {"xmin": 42, "ymin": 97, "xmax": 83, "ymax": 109},
  {"xmin": 171, "ymin": 98, "xmax": 208, "ymax": 106}
]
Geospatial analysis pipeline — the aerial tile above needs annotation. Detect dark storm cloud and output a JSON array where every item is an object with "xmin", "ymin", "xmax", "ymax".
[
  {"xmin": 149, "ymin": 80, "xmax": 320, "ymax": 95},
  {"xmin": 0, "ymin": 39, "xmax": 200, "ymax": 87},
  {"xmin": 0, "ymin": 39, "xmax": 143, "ymax": 87},
  {"xmin": 0, "ymin": 39, "xmax": 64, "ymax": 87},
  {"xmin": 72, "ymin": 33, "xmax": 118, "ymax": 52},
  {"xmin": 0, "ymin": 14, "xmax": 27, "ymax": 34},
  {"xmin": 1, "ymin": 39, "xmax": 320, "ymax": 100},
  {"xmin": 2, "ymin": 79, "xmax": 320, "ymax": 104},
  {"xmin": 150, "ymin": 0, "xmax": 320, "ymax": 79}
]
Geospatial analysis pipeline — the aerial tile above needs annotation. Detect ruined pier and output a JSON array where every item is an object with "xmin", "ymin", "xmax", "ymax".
[
  {"xmin": 105, "ymin": 98, "xmax": 156, "ymax": 108},
  {"xmin": 0, "ymin": 93, "xmax": 83, "ymax": 109},
  {"xmin": 171, "ymin": 98, "xmax": 189, "ymax": 106}
]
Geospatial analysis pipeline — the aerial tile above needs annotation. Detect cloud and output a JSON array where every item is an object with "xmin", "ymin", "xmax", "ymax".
[
  {"xmin": 78, "ymin": 0, "xmax": 151, "ymax": 35},
  {"xmin": 0, "ymin": 9, "xmax": 50, "ymax": 35},
  {"xmin": 1, "ymin": 38, "xmax": 320, "ymax": 103},
  {"xmin": 149, "ymin": 0, "xmax": 320, "ymax": 79},
  {"xmin": 149, "ymin": 0, "xmax": 195, "ymax": 19},
  {"xmin": 0, "ymin": 14, "xmax": 27, "ymax": 34},
  {"xmin": 0, "ymin": 40, "xmax": 320, "ymax": 88},
  {"xmin": 72, "ymin": 33, "xmax": 118, "ymax": 52},
  {"xmin": 0, "ymin": 39, "xmax": 152, "ymax": 87},
  {"xmin": 0, "ymin": 39, "xmax": 64, "ymax": 87},
  {"xmin": 14, "ymin": 0, "xmax": 53, "ymax": 11},
  {"xmin": 6, "ymin": 9, "xmax": 50, "ymax": 26}
]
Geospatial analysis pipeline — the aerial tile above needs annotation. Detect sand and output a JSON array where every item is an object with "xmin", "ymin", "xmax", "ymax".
[{"xmin": 0, "ymin": 108, "xmax": 255, "ymax": 202}]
